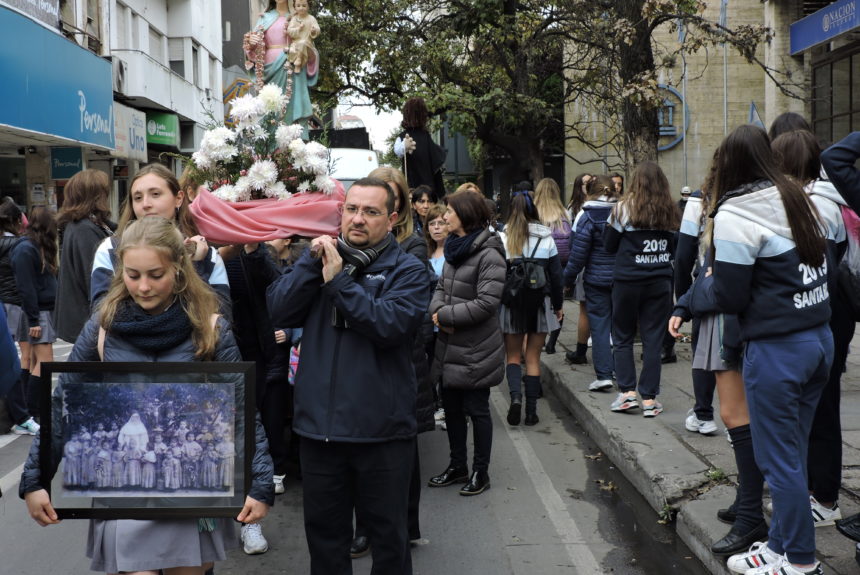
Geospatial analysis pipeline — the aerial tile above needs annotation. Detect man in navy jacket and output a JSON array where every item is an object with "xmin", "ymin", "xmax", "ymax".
[{"xmin": 267, "ymin": 177, "xmax": 430, "ymax": 575}]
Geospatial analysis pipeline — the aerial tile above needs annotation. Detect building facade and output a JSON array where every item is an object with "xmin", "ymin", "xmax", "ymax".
[
  {"xmin": 0, "ymin": 0, "xmax": 223, "ymax": 214},
  {"xmin": 563, "ymin": 0, "xmax": 859, "ymax": 198}
]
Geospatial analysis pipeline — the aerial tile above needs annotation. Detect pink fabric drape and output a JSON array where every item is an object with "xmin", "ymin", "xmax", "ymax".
[{"xmin": 189, "ymin": 181, "xmax": 345, "ymax": 244}]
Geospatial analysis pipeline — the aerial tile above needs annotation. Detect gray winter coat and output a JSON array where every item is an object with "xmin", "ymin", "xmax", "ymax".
[{"xmin": 430, "ymin": 229, "xmax": 506, "ymax": 390}]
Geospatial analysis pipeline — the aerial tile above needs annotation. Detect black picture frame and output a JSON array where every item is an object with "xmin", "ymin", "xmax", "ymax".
[{"xmin": 39, "ymin": 361, "xmax": 256, "ymax": 520}]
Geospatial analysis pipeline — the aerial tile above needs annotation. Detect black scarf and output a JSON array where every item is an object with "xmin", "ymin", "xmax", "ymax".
[
  {"xmin": 444, "ymin": 228, "xmax": 484, "ymax": 267},
  {"xmin": 331, "ymin": 233, "xmax": 392, "ymax": 328},
  {"xmin": 337, "ymin": 233, "xmax": 392, "ymax": 276},
  {"xmin": 110, "ymin": 299, "xmax": 193, "ymax": 353}
]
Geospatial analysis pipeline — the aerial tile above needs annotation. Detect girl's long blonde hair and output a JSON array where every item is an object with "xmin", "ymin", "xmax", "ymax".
[
  {"xmin": 504, "ymin": 192, "xmax": 540, "ymax": 256},
  {"xmin": 369, "ymin": 166, "xmax": 414, "ymax": 243},
  {"xmin": 533, "ymin": 178, "xmax": 570, "ymax": 232},
  {"xmin": 99, "ymin": 217, "xmax": 220, "ymax": 359}
]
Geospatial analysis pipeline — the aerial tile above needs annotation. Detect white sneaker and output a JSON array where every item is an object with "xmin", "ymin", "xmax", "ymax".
[
  {"xmin": 434, "ymin": 408, "xmax": 445, "ymax": 423},
  {"xmin": 588, "ymin": 379, "xmax": 613, "ymax": 392},
  {"xmin": 684, "ymin": 409, "xmax": 718, "ymax": 435},
  {"xmin": 241, "ymin": 523, "xmax": 269, "ymax": 555},
  {"xmin": 744, "ymin": 557, "xmax": 822, "ymax": 575},
  {"xmin": 12, "ymin": 417, "xmax": 39, "ymax": 436},
  {"xmin": 726, "ymin": 541, "xmax": 780, "ymax": 574},
  {"xmin": 810, "ymin": 495, "xmax": 841, "ymax": 527},
  {"xmin": 273, "ymin": 474, "xmax": 285, "ymax": 495}
]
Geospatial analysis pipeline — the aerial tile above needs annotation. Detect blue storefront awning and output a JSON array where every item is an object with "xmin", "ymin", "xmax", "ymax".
[
  {"xmin": 791, "ymin": 0, "xmax": 860, "ymax": 55},
  {"xmin": 0, "ymin": 6, "xmax": 114, "ymax": 149}
]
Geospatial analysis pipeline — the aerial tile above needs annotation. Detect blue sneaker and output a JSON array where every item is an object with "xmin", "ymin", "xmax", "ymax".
[{"xmin": 12, "ymin": 418, "xmax": 39, "ymax": 436}]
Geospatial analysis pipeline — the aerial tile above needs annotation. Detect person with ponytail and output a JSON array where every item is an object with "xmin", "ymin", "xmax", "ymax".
[
  {"xmin": 563, "ymin": 175, "xmax": 620, "ymax": 393},
  {"xmin": 772, "ymin": 128, "xmax": 847, "ymax": 530},
  {"xmin": 697, "ymin": 125, "xmax": 831, "ymax": 575},
  {"xmin": 670, "ymin": 155, "xmax": 767, "ymax": 557},
  {"xmin": 0, "ymin": 198, "xmax": 39, "ymax": 435},
  {"xmin": 533, "ymin": 178, "xmax": 571, "ymax": 355},
  {"xmin": 498, "ymin": 187, "xmax": 564, "ymax": 426},
  {"xmin": 10, "ymin": 207, "xmax": 58, "ymax": 422}
]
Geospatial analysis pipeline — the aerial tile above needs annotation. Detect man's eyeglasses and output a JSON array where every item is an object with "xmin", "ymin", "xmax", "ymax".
[{"xmin": 339, "ymin": 204, "xmax": 386, "ymax": 219}]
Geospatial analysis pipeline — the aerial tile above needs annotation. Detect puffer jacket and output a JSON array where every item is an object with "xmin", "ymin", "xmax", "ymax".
[
  {"xmin": 19, "ymin": 313, "xmax": 275, "ymax": 506},
  {"xmin": 430, "ymin": 229, "xmax": 506, "ymax": 390},
  {"xmin": 563, "ymin": 200, "xmax": 616, "ymax": 288},
  {"xmin": 0, "ymin": 235, "xmax": 23, "ymax": 305},
  {"xmin": 400, "ymin": 232, "xmax": 436, "ymax": 434}
]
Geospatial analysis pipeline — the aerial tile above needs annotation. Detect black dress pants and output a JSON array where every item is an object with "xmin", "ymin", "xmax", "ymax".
[
  {"xmin": 301, "ymin": 436, "xmax": 415, "ymax": 575},
  {"xmin": 441, "ymin": 387, "xmax": 492, "ymax": 473}
]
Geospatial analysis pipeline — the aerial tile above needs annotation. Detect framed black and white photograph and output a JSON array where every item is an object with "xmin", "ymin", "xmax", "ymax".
[{"xmin": 39, "ymin": 361, "xmax": 256, "ymax": 520}]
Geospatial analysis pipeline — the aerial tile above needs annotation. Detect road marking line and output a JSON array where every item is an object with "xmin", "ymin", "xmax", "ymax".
[
  {"xmin": 0, "ymin": 434, "xmax": 20, "ymax": 449},
  {"xmin": 490, "ymin": 389, "xmax": 604, "ymax": 574},
  {"xmin": 0, "ymin": 462, "xmax": 24, "ymax": 497}
]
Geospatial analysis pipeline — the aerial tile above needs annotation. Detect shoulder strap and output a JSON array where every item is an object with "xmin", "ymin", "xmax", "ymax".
[
  {"xmin": 528, "ymin": 236, "xmax": 543, "ymax": 258},
  {"xmin": 97, "ymin": 327, "xmax": 106, "ymax": 361}
]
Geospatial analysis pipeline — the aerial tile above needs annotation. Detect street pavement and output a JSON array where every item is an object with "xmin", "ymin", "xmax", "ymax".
[
  {"xmin": 544, "ymin": 299, "xmax": 860, "ymax": 574},
  {"xmin": 3, "ymin": 301, "xmax": 858, "ymax": 574},
  {"xmin": 0, "ymin": 332, "xmax": 708, "ymax": 574}
]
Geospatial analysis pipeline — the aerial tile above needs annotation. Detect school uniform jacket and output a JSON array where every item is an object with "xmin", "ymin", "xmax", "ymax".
[
  {"xmin": 499, "ymin": 223, "xmax": 564, "ymax": 311},
  {"xmin": 692, "ymin": 180, "xmax": 830, "ymax": 341},
  {"xmin": 563, "ymin": 200, "xmax": 616, "ymax": 288},
  {"xmin": 675, "ymin": 193, "xmax": 705, "ymax": 299},
  {"xmin": 10, "ymin": 238, "xmax": 57, "ymax": 325},
  {"xmin": 603, "ymin": 203, "xmax": 675, "ymax": 283}
]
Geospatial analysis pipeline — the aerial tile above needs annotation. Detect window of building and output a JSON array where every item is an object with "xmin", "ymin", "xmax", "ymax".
[
  {"xmin": 192, "ymin": 44, "xmax": 201, "ymax": 87},
  {"xmin": 169, "ymin": 38, "xmax": 185, "ymax": 78},
  {"xmin": 149, "ymin": 27, "xmax": 164, "ymax": 64},
  {"xmin": 115, "ymin": 3, "xmax": 128, "ymax": 49},
  {"xmin": 86, "ymin": 0, "xmax": 101, "ymax": 52},
  {"xmin": 210, "ymin": 56, "xmax": 218, "ymax": 95},
  {"xmin": 812, "ymin": 45, "xmax": 860, "ymax": 145}
]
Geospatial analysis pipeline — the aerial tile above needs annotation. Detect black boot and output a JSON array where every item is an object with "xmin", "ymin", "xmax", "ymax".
[
  {"xmin": 428, "ymin": 465, "xmax": 469, "ymax": 487},
  {"xmin": 506, "ymin": 363, "xmax": 523, "ymax": 425},
  {"xmin": 711, "ymin": 424, "xmax": 766, "ymax": 554},
  {"xmin": 507, "ymin": 394, "xmax": 522, "ymax": 426},
  {"xmin": 459, "ymin": 470, "xmax": 490, "ymax": 496},
  {"xmin": 545, "ymin": 318, "xmax": 563, "ymax": 354},
  {"xmin": 565, "ymin": 343, "xmax": 588, "ymax": 364},
  {"xmin": 523, "ymin": 375, "xmax": 540, "ymax": 426}
]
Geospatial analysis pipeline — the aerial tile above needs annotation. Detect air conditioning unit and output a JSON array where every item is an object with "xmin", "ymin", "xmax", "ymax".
[{"xmin": 112, "ymin": 57, "xmax": 127, "ymax": 94}]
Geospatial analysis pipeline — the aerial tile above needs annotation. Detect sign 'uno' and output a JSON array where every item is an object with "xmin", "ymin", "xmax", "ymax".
[
  {"xmin": 78, "ymin": 90, "xmax": 114, "ymax": 145},
  {"xmin": 130, "ymin": 114, "xmax": 146, "ymax": 153}
]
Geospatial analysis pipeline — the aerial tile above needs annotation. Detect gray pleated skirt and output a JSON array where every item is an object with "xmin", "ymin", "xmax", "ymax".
[
  {"xmin": 692, "ymin": 314, "xmax": 740, "ymax": 372},
  {"xmin": 573, "ymin": 271, "xmax": 586, "ymax": 302},
  {"xmin": 86, "ymin": 518, "xmax": 237, "ymax": 572},
  {"xmin": 499, "ymin": 296, "xmax": 561, "ymax": 335}
]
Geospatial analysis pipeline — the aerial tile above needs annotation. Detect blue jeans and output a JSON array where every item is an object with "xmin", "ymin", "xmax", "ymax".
[
  {"xmin": 744, "ymin": 324, "xmax": 833, "ymax": 565},
  {"xmin": 584, "ymin": 283, "xmax": 613, "ymax": 380}
]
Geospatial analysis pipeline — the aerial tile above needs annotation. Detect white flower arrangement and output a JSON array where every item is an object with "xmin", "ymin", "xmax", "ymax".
[{"xmin": 187, "ymin": 83, "xmax": 332, "ymax": 202}]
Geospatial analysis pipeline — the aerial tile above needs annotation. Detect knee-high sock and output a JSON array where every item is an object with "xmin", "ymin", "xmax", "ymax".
[
  {"xmin": 728, "ymin": 424, "xmax": 765, "ymax": 531},
  {"xmin": 506, "ymin": 363, "xmax": 522, "ymax": 398}
]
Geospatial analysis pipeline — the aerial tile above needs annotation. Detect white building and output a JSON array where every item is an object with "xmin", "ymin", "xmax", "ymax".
[{"xmin": 0, "ymin": 0, "xmax": 223, "ymax": 212}]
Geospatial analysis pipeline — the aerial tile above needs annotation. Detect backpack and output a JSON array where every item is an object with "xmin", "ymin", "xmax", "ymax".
[
  {"xmin": 501, "ymin": 237, "xmax": 547, "ymax": 306},
  {"xmin": 838, "ymin": 205, "xmax": 860, "ymax": 321}
]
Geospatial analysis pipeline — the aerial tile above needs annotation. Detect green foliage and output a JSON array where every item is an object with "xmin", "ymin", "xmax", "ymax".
[{"xmin": 313, "ymin": 0, "xmax": 776, "ymax": 172}]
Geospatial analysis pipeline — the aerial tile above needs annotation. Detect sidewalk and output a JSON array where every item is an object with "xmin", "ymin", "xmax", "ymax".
[{"xmin": 542, "ymin": 299, "xmax": 860, "ymax": 575}]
